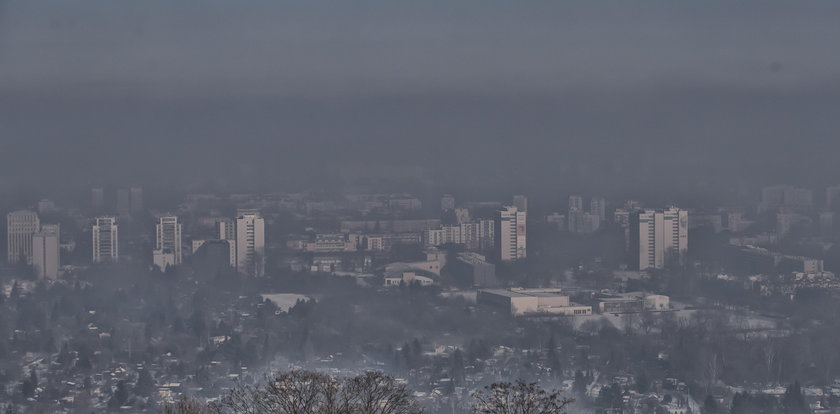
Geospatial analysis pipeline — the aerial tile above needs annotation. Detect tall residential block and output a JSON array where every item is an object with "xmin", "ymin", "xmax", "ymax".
[
  {"xmin": 92, "ymin": 217, "xmax": 119, "ymax": 263},
  {"xmin": 32, "ymin": 224, "xmax": 59, "ymax": 279},
  {"xmin": 630, "ymin": 207, "xmax": 688, "ymax": 270},
  {"xmin": 235, "ymin": 210, "xmax": 265, "ymax": 276},
  {"xmin": 155, "ymin": 215, "xmax": 182, "ymax": 268},
  {"xmin": 7, "ymin": 210, "xmax": 40, "ymax": 264},
  {"xmin": 497, "ymin": 206, "xmax": 526, "ymax": 262}
]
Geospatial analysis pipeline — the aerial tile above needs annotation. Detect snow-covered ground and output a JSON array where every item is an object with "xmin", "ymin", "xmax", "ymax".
[{"xmin": 260, "ymin": 293, "xmax": 313, "ymax": 312}]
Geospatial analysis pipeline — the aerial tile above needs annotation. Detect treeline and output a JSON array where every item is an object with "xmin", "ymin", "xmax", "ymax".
[{"xmin": 163, "ymin": 370, "xmax": 573, "ymax": 414}]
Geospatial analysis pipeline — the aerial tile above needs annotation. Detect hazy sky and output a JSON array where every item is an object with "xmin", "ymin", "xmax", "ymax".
[
  {"xmin": 3, "ymin": 1, "xmax": 840, "ymax": 96},
  {"xmin": 1, "ymin": 1, "xmax": 839, "ymax": 199}
]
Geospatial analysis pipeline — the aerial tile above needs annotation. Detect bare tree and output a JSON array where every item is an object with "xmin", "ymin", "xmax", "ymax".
[
  {"xmin": 639, "ymin": 309, "xmax": 658, "ymax": 336},
  {"xmin": 762, "ymin": 341, "xmax": 777, "ymax": 384},
  {"xmin": 622, "ymin": 312, "xmax": 639, "ymax": 336},
  {"xmin": 471, "ymin": 380, "xmax": 573, "ymax": 414},
  {"xmin": 261, "ymin": 370, "xmax": 339, "ymax": 414},
  {"xmin": 343, "ymin": 371, "xmax": 423, "ymax": 414},
  {"xmin": 212, "ymin": 369, "xmax": 421, "ymax": 414}
]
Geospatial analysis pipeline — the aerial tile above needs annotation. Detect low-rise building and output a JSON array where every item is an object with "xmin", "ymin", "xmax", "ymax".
[{"xmin": 477, "ymin": 288, "xmax": 592, "ymax": 316}]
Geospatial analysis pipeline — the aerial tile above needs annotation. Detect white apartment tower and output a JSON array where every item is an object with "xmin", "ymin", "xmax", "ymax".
[
  {"xmin": 155, "ymin": 215, "xmax": 183, "ymax": 266},
  {"xmin": 235, "ymin": 211, "xmax": 265, "ymax": 276},
  {"xmin": 497, "ymin": 206, "xmax": 527, "ymax": 261},
  {"xmin": 630, "ymin": 207, "xmax": 688, "ymax": 270},
  {"xmin": 7, "ymin": 210, "xmax": 40, "ymax": 264},
  {"xmin": 92, "ymin": 217, "xmax": 119, "ymax": 263},
  {"xmin": 32, "ymin": 224, "xmax": 59, "ymax": 279}
]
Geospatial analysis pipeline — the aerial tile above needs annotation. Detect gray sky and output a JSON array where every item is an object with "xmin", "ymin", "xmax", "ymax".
[
  {"xmin": 1, "ymin": 1, "xmax": 839, "ymax": 197},
  {"xmin": 3, "ymin": 1, "xmax": 840, "ymax": 96}
]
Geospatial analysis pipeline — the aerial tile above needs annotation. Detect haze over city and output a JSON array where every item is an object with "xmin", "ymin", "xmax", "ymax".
[{"xmin": 1, "ymin": 1, "xmax": 840, "ymax": 413}]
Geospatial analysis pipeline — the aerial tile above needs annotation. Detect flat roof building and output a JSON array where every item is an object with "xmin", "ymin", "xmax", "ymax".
[{"xmin": 477, "ymin": 288, "xmax": 591, "ymax": 316}]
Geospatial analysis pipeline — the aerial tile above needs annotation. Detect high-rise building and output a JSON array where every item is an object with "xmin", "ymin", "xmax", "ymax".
[
  {"xmin": 7, "ymin": 210, "xmax": 40, "ymax": 264},
  {"xmin": 116, "ymin": 189, "xmax": 131, "ymax": 218},
  {"xmin": 154, "ymin": 215, "xmax": 182, "ymax": 268},
  {"xmin": 441, "ymin": 194, "xmax": 456, "ymax": 212},
  {"xmin": 235, "ymin": 210, "xmax": 265, "ymax": 276},
  {"xmin": 590, "ymin": 197, "xmax": 606, "ymax": 221},
  {"xmin": 513, "ymin": 195, "xmax": 528, "ymax": 212},
  {"xmin": 91, "ymin": 187, "xmax": 105, "ymax": 211},
  {"xmin": 497, "ymin": 206, "xmax": 526, "ymax": 262},
  {"xmin": 630, "ymin": 207, "xmax": 688, "ymax": 270},
  {"xmin": 32, "ymin": 224, "xmax": 59, "ymax": 279},
  {"xmin": 130, "ymin": 187, "xmax": 144, "ymax": 214},
  {"xmin": 92, "ymin": 217, "xmax": 119, "ymax": 263},
  {"xmin": 569, "ymin": 195, "xmax": 584, "ymax": 212},
  {"xmin": 217, "ymin": 218, "xmax": 235, "ymax": 241}
]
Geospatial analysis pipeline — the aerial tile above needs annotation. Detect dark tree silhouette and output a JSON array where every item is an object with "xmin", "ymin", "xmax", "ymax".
[{"xmin": 471, "ymin": 380, "xmax": 573, "ymax": 414}]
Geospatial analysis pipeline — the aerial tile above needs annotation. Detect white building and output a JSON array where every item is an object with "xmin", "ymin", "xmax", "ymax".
[
  {"xmin": 423, "ymin": 219, "xmax": 494, "ymax": 250},
  {"xmin": 235, "ymin": 210, "xmax": 265, "ymax": 276},
  {"xmin": 92, "ymin": 217, "xmax": 119, "ymax": 263},
  {"xmin": 644, "ymin": 294, "xmax": 670, "ymax": 310},
  {"xmin": 568, "ymin": 195, "xmax": 584, "ymax": 212},
  {"xmin": 384, "ymin": 271, "xmax": 436, "ymax": 287},
  {"xmin": 630, "ymin": 207, "xmax": 688, "ymax": 270},
  {"xmin": 7, "ymin": 210, "xmax": 40, "ymax": 264},
  {"xmin": 477, "ymin": 288, "xmax": 592, "ymax": 316},
  {"xmin": 498, "ymin": 206, "xmax": 526, "ymax": 261},
  {"xmin": 153, "ymin": 250, "xmax": 176, "ymax": 271},
  {"xmin": 155, "ymin": 215, "xmax": 182, "ymax": 266},
  {"xmin": 32, "ymin": 225, "xmax": 59, "ymax": 279}
]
